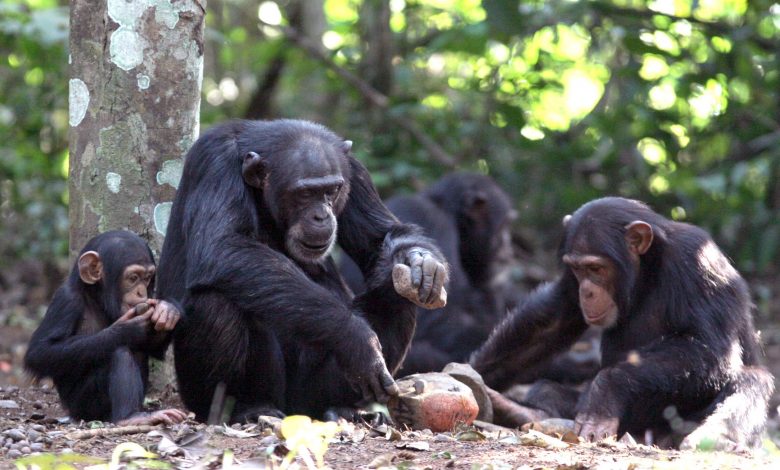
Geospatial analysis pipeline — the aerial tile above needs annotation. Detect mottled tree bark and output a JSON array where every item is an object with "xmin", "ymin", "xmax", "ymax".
[
  {"xmin": 68, "ymin": 0, "xmax": 206, "ymax": 258},
  {"xmin": 69, "ymin": 0, "xmax": 206, "ymax": 395}
]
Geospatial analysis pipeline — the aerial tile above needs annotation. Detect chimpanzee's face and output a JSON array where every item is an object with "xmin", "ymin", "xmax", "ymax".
[
  {"xmin": 241, "ymin": 134, "xmax": 352, "ymax": 264},
  {"xmin": 560, "ymin": 209, "xmax": 654, "ymax": 329},
  {"xmin": 563, "ymin": 253, "xmax": 618, "ymax": 328},
  {"xmin": 120, "ymin": 264, "xmax": 155, "ymax": 313},
  {"xmin": 282, "ymin": 174, "xmax": 345, "ymax": 262}
]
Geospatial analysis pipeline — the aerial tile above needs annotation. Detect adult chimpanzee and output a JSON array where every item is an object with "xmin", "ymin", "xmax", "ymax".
[
  {"xmin": 341, "ymin": 172, "xmax": 517, "ymax": 374},
  {"xmin": 25, "ymin": 231, "xmax": 186, "ymax": 425},
  {"xmin": 471, "ymin": 197, "xmax": 774, "ymax": 449},
  {"xmin": 156, "ymin": 119, "xmax": 448, "ymax": 423}
]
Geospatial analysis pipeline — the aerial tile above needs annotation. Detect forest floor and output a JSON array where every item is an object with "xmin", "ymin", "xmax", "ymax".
[
  {"xmin": 1, "ymin": 382, "xmax": 780, "ymax": 469},
  {"xmin": 3, "ymin": 262, "xmax": 780, "ymax": 469}
]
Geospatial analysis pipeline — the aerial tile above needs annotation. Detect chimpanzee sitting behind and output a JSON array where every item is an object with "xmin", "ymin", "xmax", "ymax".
[
  {"xmin": 25, "ymin": 231, "xmax": 186, "ymax": 425},
  {"xmin": 340, "ymin": 172, "xmax": 517, "ymax": 373},
  {"xmin": 156, "ymin": 119, "xmax": 448, "ymax": 423},
  {"xmin": 471, "ymin": 197, "xmax": 774, "ymax": 449}
]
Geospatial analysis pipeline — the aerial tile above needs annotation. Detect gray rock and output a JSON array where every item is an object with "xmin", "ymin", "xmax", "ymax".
[
  {"xmin": 7, "ymin": 449, "xmax": 22, "ymax": 459},
  {"xmin": 0, "ymin": 400, "xmax": 19, "ymax": 409},
  {"xmin": 30, "ymin": 443, "xmax": 45, "ymax": 452},
  {"xmin": 388, "ymin": 372, "xmax": 479, "ymax": 432},
  {"xmin": 442, "ymin": 362, "xmax": 493, "ymax": 422},
  {"xmin": 5, "ymin": 429, "xmax": 26, "ymax": 442},
  {"xmin": 20, "ymin": 446, "xmax": 31, "ymax": 454}
]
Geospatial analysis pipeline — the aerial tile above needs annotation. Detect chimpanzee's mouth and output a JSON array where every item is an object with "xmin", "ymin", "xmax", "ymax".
[
  {"xmin": 583, "ymin": 304, "xmax": 617, "ymax": 328},
  {"xmin": 301, "ymin": 241, "xmax": 329, "ymax": 252},
  {"xmin": 585, "ymin": 311, "xmax": 607, "ymax": 324}
]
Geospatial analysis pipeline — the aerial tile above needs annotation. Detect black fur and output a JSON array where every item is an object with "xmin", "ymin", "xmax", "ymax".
[
  {"xmin": 341, "ymin": 172, "xmax": 516, "ymax": 373},
  {"xmin": 156, "ymin": 119, "xmax": 445, "ymax": 422},
  {"xmin": 471, "ymin": 197, "xmax": 773, "ymax": 447},
  {"xmin": 24, "ymin": 231, "xmax": 163, "ymax": 422}
]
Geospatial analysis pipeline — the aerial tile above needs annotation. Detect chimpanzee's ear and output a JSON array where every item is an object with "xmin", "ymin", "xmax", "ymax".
[
  {"xmin": 340, "ymin": 140, "xmax": 353, "ymax": 154},
  {"xmin": 625, "ymin": 221, "xmax": 653, "ymax": 256},
  {"xmin": 242, "ymin": 151, "xmax": 265, "ymax": 189},
  {"xmin": 78, "ymin": 251, "xmax": 103, "ymax": 285}
]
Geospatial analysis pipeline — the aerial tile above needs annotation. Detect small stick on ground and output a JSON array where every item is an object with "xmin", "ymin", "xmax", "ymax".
[{"xmin": 66, "ymin": 424, "xmax": 157, "ymax": 440}]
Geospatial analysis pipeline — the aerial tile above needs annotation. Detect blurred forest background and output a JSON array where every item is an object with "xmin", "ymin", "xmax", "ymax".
[{"xmin": 0, "ymin": 0, "xmax": 779, "ymax": 335}]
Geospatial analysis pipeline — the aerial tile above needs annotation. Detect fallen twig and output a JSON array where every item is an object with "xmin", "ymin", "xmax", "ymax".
[
  {"xmin": 260, "ymin": 20, "xmax": 458, "ymax": 169},
  {"xmin": 66, "ymin": 424, "xmax": 157, "ymax": 440}
]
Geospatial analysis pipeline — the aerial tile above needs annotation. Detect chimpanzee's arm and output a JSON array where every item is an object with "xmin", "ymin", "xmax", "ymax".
[
  {"xmin": 575, "ymin": 334, "xmax": 723, "ymax": 440},
  {"xmin": 24, "ymin": 287, "xmax": 149, "ymax": 380},
  {"xmin": 185, "ymin": 234, "xmax": 403, "ymax": 402},
  {"xmin": 335, "ymin": 157, "xmax": 448, "ymax": 370},
  {"xmin": 337, "ymin": 156, "xmax": 446, "ymax": 297},
  {"xmin": 470, "ymin": 278, "xmax": 587, "ymax": 390},
  {"xmin": 186, "ymin": 234, "xmax": 377, "ymax": 342}
]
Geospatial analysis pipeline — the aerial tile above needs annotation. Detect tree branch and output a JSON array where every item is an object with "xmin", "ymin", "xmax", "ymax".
[
  {"xmin": 260, "ymin": 20, "xmax": 458, "ymax": 168},
  {"xmin": 590, "ymin": 1, "xmax": 778, "ymax": 52}
]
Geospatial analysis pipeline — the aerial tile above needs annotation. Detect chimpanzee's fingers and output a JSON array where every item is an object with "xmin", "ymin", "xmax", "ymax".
[
  {"xmin": 426, "ymin": 262, "xmax": 447, "ymax": 305},
  {"xmin": 154, "ymin": 309, "xmax": 169, "ymax": 331},
  {"xmin": 162, "ymin": 409, "xmax": 187, "ymax": 424},
  {"xmin": 118, "ymin": 308, "xmax": 137, "ymax": 322},
  {"xmin": 160, "ymin": 414, "xmax": 174, "ymax": 426},
  {"xmin": 166, "ymin": 309, "xmax": 180, "ymax": 330},
  {"xmin": 133, "ymin": 309, "xmax": 154, "ymax": 329},
  {"xmin": 408, "ymin": 251, "xmax": 424, "ymax": 288},
  {"xmin": 418, "ymin": 255, "xmax": 438, "ymax": 302},
  {"xmin": 150, "ymin": 305, "xmax": 161, "ymax": 324},
  {"xmin": 380, "ymin": 370, "xmax": 399, "ymax": 397},
  {"xmin": 370, "ymin": 374, "xmax": 389, "ymax": 404}
]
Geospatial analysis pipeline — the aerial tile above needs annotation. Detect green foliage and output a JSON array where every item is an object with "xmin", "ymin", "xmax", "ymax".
[
  {"xmin": 3, "ymin": 0, "xmax": 780, "ymax": 282},
  {"xmin": 0, "ymin": 1, "xmax": 69, "ymax": 266},
  {"xmin": 14, "ymin": 452, "xmax": 104, "ymax": 470}
]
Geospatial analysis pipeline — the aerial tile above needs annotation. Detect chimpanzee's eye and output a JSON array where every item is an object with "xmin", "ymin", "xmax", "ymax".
[
  {"xmin": 326, "ymin": 185, "xmax": 341, "ymax": 199},
  {"xmin": 588, "ymin": 265, "xmax": 603, "ymax": 276}
]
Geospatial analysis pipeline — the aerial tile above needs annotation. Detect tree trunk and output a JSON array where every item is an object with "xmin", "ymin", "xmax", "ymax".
[
  {"xmin": 68, "ymin": 0, "xmax": 206, "ymax": 396},
  {"xmin": 68, "ymin": 0, "xmax": 206, "ymax": 258},
  {"xmin": 359, "ymin": 0, "xmax": 393, "ymax": 96}
]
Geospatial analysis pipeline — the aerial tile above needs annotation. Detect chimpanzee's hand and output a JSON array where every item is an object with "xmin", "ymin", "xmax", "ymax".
[
  {"xmin": 392, "ymin": 247, "xmax": 448, "ymax": 309},
  {"xmin": 113, "ymin": 305, "xmax": 154, "ymax": 345},
  {"xmin": 117, "ymin": 408, "xmax": 188, "ymax": 426},
  {"xmin": 574, "ymin": 413, "xmax": 619, "ymax": 441},
  {"xmin": 145, "ymin": 299, "xmax": 181, "ymax": 332},
  {"xmin": 574, "ymin": 370, "xmax": 621, "ymax": 441},
  {"xmin": 337, "ymin": 321, "xmax": 400, "ymax": 404}
]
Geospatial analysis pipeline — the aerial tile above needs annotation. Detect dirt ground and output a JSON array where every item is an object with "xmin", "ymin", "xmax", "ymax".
[
  {"xmin": 3, "ymin": 262, "xmax": 780, "ymax": 469},
  {"xmin": 1, "ymin": 383, "xmax": 780, "ymax": 469}
]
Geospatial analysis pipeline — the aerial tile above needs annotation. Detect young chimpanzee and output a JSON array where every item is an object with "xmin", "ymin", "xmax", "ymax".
[
  {"xmin": 25, "ymin": 231, "xmax": 186, "ymax": 425},
  {"xmin": 156, "ymin": 119, "xmax": 449, "ymax": 423},
  {"xmin": 340, "ymin": 172, "xmax": 517, "ymax": 373},
  {"xmin": 471, "ymin": 197, "xmax": 774, "ymax": 449}
]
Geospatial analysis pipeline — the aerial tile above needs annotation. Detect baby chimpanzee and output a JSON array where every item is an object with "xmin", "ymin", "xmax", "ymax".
[{"xmin": 25, "ymin": 230, "xmax": 186, "ymax": 425}]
